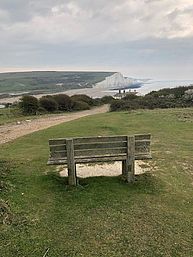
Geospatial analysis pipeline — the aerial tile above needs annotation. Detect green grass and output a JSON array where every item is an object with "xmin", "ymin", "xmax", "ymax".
[
  {"xmin": 1, "ymin": 108, "xmax": 193, "ymax": 257},
  {"xmin": 0, "ymin": 108, "xmax": 32, "ymax": 125}
]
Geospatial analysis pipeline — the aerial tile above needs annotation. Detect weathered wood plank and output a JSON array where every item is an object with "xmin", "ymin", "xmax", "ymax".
[
  {"xmin": 47, "ymin": 153, "xmax": 152, "ymax": 166},
  {"xmin": 73, "ymin": 135, "xmax": 127, "ymax": 144},
  {"xmin": 50, "ymin": 151, "xmax": 67, "ymax": 158},
  {"xmin": 135, "ymin": 143, "xmax": 150, "ymax": 153},
  {"xmin": 75, "ymin": 156, "xmax": 126, "ymax": 163},
  {"xmin": 50, "ymin": 145, "xmax": 67, "ymax": 151},
  {"xmin": 74, "ymin": 147, "xmax": 127, "ymax": 157},
  {"xmin": 49, "ymin": 141, "xmax": 150, "ymax": 155},
  {"xmin": 49, "ymin": 138, "xmax": 66, "ymax": 145},
  {"xmin": 74, "ymin": 141, "xmax": 127, "ymax": 150},
  {"xmin": 135, "ymin": 134, "xmax": 151, "ymax": 140},
  {"xmin": 126, "ymin": 136, "xmax": 135, "ymax": 183},
  {"xmin": 48, "ymin": 155, "xmax": 126, "ymax": 165},
  {"xmin": 49, "ymin": 134, "xmax": 150, "ymax": 145},
  {"xmin": 66, "ymin": 139, "xmax": 77, "ymax": 186}
]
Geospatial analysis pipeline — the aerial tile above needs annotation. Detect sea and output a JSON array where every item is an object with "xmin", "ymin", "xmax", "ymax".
[{"xmin": 137, "ymin": 80, "xmax": 193, "ymax": 95}]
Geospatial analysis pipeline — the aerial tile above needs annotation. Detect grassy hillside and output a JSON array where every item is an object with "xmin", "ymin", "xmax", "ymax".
[
  {"xmin": 0, "ymin": 71, "xmax": 115, "ymax": 94},
  {"xmin": 1, "ymin": 108, "xmax": 193, "ymax": 257}
]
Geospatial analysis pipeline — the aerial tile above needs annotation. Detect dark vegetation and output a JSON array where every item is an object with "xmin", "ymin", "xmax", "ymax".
[
  {"xmin": 19, "ymin": 96, "xmax": 39, "ymax": 115},
  {"xmin": 0, "ymin": 95, "xmax": 113, "ymax": 125},
  {"xmin": 0, "ymin": 71, "xmax": 115, "ymax": 94},
  {"xmin": 18, "ymin": 94, "xmax": 115, "ymax": 115},
  {"xmin": 19, "ymin": 94, "xmax": 101, "ymax": 114},
  {"xmin": 110, "ymin": 85, "xmax": 193, "ymax": 111}
]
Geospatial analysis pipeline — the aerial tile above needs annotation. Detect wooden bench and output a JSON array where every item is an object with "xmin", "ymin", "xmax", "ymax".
[{"xmin": 47, "ymin": 134, "xmax": 152, "ymax": 186}]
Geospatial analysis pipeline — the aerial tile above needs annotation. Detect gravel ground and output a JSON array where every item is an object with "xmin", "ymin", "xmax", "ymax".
[
  {"xmin": 0, "ymin": 105, "xmax": 109, "ymax": 144},
  {"xmin": 59, "ymin": 161, "xmax": 150, "ymax": 178}
]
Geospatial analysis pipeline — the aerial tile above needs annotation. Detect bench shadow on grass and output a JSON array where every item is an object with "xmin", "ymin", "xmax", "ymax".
[{"xmin": 44, "ymin": 171, "xmax": 162, "ymax": 195}]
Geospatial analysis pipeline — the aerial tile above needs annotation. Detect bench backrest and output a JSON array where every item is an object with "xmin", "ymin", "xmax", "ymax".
[{"xmin": 48, "ymin": 134, "xmax": 151, "ymax": 165}]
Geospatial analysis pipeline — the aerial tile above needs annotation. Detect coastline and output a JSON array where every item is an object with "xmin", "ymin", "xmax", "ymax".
[{"xmin": 0, "ymin": 79, "xmax": 193, "ymax": 104}]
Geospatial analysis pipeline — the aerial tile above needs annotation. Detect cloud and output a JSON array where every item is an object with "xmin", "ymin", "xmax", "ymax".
[
  {"xmin": 1, "ymin": 0, "xmax": 193, "ymax": 45},
  {"xmin": 0, "ymin": 0, "xmax": 193, "ymax": 79}
]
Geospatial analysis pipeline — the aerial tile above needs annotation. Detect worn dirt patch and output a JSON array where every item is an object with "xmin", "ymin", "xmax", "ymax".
[
  {"xmin": 59, "ymin": 160, "xmax": 151, "ymax": 178},
  {"xmin": 0, "ymin": 105, "xmax": 109, "ymax": 144}
]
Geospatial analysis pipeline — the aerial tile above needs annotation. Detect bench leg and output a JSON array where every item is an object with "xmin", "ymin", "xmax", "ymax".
[
  {"xmin": 125, "ymin": 136, "xmax": 135, "ymax": 183},
  {"xmin": 68, "ymin": 163, "xmax": 77, "ymax": 186},
  {"xmin": 122, "ymin": 160, "xmax": 127, "ymax": 179},
  {"xmin": 66, "ymin": 138, "xmax": 77, "ymax": 186},
  {"xmin": 127, "ymin": 159, "xmax": 135, "ymax": 183},
  {"xmin": 123, "ymin": 159, "xmax": 135, "ymax": 183}
]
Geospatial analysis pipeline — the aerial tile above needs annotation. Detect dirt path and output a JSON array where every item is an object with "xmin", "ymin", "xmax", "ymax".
[{"xmin": 0, "ymin": 105, "xmax": 109, "ymax": 144}]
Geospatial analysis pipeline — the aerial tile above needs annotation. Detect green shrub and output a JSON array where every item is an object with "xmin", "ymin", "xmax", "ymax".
[
  {"xmin": 100, "ymin": 96, "xmax": 114, "ymax": 104},
  {"xmin": 71, "ymin": 94, "xmax": 94, "ymax": 106},
  {"xmin": 110, "ymin": 100, "xmax": 129, "ymax": 112},
  {"xmin": 110, "ymin": 85, "xmax": 193, "ymax": 112},
  {"xmin": 36, "ymin": 106, "xmax": 47, "ymax": 115},
  {"xmin": 53, "ymin": 94, "xmax": 73, "ymax": 111},
  {"xmin": 39, "ymin": 97, "xmax": 58, "ymax": 112},
  {"xmin": 72, "ymin": 101, "xmax": 90, "ymax": 111},
  {"xmin": 19, "ymin": 95, "xmax": 39, "ymax": 115}
]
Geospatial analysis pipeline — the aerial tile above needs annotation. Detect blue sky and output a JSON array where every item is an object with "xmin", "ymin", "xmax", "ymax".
[{"xmin": 0, "ymin": 0, "xmax": 193, "ymax": 79}]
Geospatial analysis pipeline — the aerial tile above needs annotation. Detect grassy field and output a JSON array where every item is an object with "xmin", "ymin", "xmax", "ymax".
[
  {"xmin": 1, "ymin": 108, "xmax": 193, "ymax": 257},
  {"xmin": 0, "ymin": 108, "xmax": 32, "ymax": 125}
]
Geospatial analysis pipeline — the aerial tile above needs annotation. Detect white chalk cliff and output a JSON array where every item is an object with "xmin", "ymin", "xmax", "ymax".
[{"xmin": 95, "ymin": 72, "xmax": 139, "ymax": 90}]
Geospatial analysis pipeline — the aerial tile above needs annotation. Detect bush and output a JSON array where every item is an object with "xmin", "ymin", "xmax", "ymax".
[
  {"xmin": 72, "ymin": 101, "xmax": 91, "ymax": 111},
  {"xmin": 36, "ymin": 106, "xmax": 47, "ymax": 115},
  {"xmin": 110, "ymin": 100, "xmax": 129, "ymax": 112},
  {"xmin": 92, "ymin": 98, "xmax": 102, "ymax": 106},
  {"xmin": 71, "ymin": 94, "xmax": 94, "ymax": 106},
  {"xmin": 122, "ymin": 94, "xmax": 138, "ymax": 101},
  {"xmin": 19, "ymin": 95, "xmax": 39, "ymax": 115},
  {"xmin": 53, "ymin": 94, "xmax": 73, "ymax": 111},
  {"xmin": 100, "ymin": 96, "xmax": 114, "ymax": 104},
  {"xmin": 110, "ymin": 85, "xmax": 193, "ymax": 112},
  {"xmin": 39, "ymin": 97, "xmax": 58, "ymax": 112}
]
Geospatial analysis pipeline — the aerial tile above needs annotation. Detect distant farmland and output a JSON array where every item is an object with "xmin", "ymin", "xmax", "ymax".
[{"xmin": 0, "ymin": 71, "xmax": 115, "ymax": 94}]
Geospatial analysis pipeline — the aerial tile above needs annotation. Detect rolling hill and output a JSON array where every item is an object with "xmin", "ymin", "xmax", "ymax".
[{"xmin": 0, "ymin": 71, "xmax": 115, "ymax": 94}]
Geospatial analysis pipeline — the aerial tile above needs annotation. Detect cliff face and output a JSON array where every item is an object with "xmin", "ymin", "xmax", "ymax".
[{"xmin": 95, "ymin": 72, "xmax": 137, "ymax": 90}]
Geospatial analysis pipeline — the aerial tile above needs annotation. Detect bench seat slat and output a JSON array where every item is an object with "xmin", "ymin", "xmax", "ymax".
[
  {"xmin": 47, "ymin": 155, "xmax": 127, "ymax": 165},
  {"xmin": 50, "ymin": 150, "xmax": 151, "ymax": 160},
  {"xmin": 74, "ymin": 147, "xmax": 127, "ymax": 157},
  {"xmin": 135, "ymin": 134, "xmax": 151, "ymax": 140},
  {"xmin": 73, "ymin": 136, "xmax": 127, "ymax": 144},
  {"xmin": 47, "ymin": 153, "xmax": 152, "ymax": 166},
  {"xmin": 49, "ymin": 141, "xmax": 150, "ymax": 153},
  {"xmin": 50, "ymin": 145, "xmax": 67, "ymax": 151},
  {"xmin": 50, "ymin": 151, "xmax": 67, "ymax": 158},
  {"xmin": 49, "ymin": 139, "xmax": 66, "ymax": 145},
  {"xmin": 74, "ymin": 141, "xmax": 127, "ymax": 150}
]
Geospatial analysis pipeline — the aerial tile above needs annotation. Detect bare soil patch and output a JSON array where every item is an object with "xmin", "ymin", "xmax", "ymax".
[
  {"xmin": 59, "ymin": 160, "xmax": 151, "ymax": 178},
  {"xmin": 0, "ymin": 105, "xmax": 109, "ymax": 144}
]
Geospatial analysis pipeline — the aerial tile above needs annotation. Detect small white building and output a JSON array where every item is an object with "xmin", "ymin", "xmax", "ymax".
[{"xmin": 113, "ymin": 89, "xmax": 138, "ymax": 99}]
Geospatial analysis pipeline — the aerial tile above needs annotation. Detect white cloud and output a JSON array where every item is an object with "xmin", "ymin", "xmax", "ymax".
[
  {"xmin": 1, "ymin": 0, "xmax": 193, "ymax": 45},
  {"xmin": 0, "ymin": 0, "xmax": 193, "ymax": 79}
]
